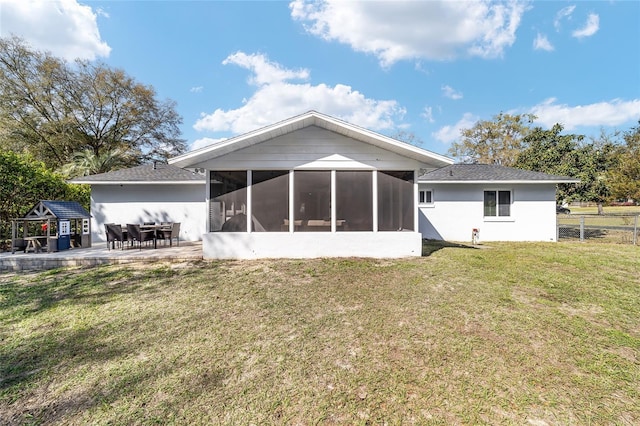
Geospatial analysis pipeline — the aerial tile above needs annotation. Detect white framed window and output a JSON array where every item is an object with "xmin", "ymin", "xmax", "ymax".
[
  {"xmin": 419, "ymin": 187, "xmax": 434, "ymax": 206},
  {"xmin": 484, "ymin": 190, "xmax": 511, "ymax": 217}
]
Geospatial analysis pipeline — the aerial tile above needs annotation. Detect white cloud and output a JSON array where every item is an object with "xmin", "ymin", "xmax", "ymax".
[
  {"xmin": 223, "ymin": 51, "xmax": 310, "ymax": 86},
  {"xmin": 533, "ymin": 33, "xmax": 554, "ymax": 51},
  {"xmin": 190, "ymin": 86, "xmax": 204, "ymax": 93},
  {"xmin": 442, "ymin": 85, "xmax": 463, "ymax": 100},
  {"xmin": 421, "ymin": 106, "xmax": 435, "ymax": 124},
  {"xmin": 191, "ymin": 137, "xmax": 227, "ymax": 151},
  {"xmin": 572, "ymin": 13, "xmax": 599, "ymax": 39},
  {"xmin": 530, "ymin": 98, "xmax": 640, "ymax": 130},
  {"xmin": 289, "ymin": 0, "xmax": 529, "ymax": 67},
  {"xmin": 554, "ymin": 5, "xmax": 575, "ymax": 31},
  {"xmin": 432, "ymin": 113, "xmax": 478, "ymax": 144},
  {"xmin": 194, "ymin": 51, "xmax": 405, "ymax": 135},
  {"xmin": 0, "ymin": 0, "xmax": 111, "ymax": 61}
]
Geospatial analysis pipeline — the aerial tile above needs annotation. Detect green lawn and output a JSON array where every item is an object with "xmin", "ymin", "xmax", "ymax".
[
  {"xmin": 568, "ymin": 205, "xmax": 640, "ymax": 216},
  {"xmin": 1, "ymin": 242, "xmax": 639, "ymax": 425}
]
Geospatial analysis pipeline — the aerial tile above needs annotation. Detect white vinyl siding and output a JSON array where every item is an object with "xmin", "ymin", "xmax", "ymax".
[{"xmin": 193, "ymin": 126, "xmax": 425, "ymax": 171}]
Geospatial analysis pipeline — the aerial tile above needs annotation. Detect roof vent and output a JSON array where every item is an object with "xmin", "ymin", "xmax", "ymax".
[
  {"xmin": 153, "ymin": 161, "xmax": 157, "ymax": 170},
  {"xmin": 449, "ymin": 169, "xmax": 453, "ymax": 176}
]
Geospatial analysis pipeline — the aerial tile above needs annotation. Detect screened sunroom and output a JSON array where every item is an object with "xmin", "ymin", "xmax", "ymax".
[
  {"xmin": 168, "ymin": 111, "xmax": 453, "ymax": 259},
  {"xmin": 209, "ymin": 170, "xmax": 415, "ymax": 234}
]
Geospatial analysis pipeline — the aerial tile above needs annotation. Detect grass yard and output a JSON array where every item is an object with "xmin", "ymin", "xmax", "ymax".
[
  {"xmin": 1, "ymin": 242, "xmax": 639, "ymax": 425},
  {"xmin": 568, "ymin": 205, "xmax": 640, "ymax": 216}
]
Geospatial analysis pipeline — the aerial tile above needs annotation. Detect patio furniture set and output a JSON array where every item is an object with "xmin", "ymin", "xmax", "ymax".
[{"xmin": 105, "ymin": 222, "xmax": 181, "ymax": 250}]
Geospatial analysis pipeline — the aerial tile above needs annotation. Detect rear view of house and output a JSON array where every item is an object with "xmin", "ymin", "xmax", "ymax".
[{"xmin": 74, "ymin": 111, "xmax": 577, "ymax": 259}]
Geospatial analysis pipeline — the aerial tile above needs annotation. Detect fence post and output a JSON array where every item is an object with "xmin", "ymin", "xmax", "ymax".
[
  {"xmin": 634, "ymin": 215, "xmax": 638, "ymax": 246},
  {"xmin": 580, "ymin": 216, "xmax": 585, "ymax": 242}
]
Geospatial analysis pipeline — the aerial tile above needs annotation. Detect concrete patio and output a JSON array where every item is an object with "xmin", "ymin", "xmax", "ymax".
[{"xmin": 0, "ymin": 241, "xmax": 203, "ymax": 272}]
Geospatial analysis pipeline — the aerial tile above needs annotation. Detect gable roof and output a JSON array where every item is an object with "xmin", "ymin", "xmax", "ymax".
[
  {"xmin": 69, "ymin": 163, "xmax": 205, "ymax": 185},
  {"xmin": 19, "ymin": 200, "xmax": 90, "ymax": 220},
  {"xmin": 169, "ymin": 110, "xmax": 454, "ymax": 169},
  {"xmin": 419, "ymin": 164, "xmax": 580, "ymax": 184}
]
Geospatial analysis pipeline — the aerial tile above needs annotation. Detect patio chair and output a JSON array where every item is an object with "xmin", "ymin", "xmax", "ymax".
[
  {"xmin": 105, "ymin": 223, "xmax": 126, "ymax": 250},
  {"xmin": 126, "ymin": 223, "xmax": 156, "ymax": 250},
  {"xmin": 157, "ymin": 222, "xmax": 180, "ymax": 247}
]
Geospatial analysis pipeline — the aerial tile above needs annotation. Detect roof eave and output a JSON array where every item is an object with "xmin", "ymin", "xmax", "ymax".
[
  {"xmin": 170, "ymin": 111, "xmax": 454, "ymax": 168},
  {"xmin": 69, "ymin": 180, "xmax": 205, "ymax": 185},
  {"xmin": 418, "ymin": 179, "xmax": 580, "ymax": 184}
]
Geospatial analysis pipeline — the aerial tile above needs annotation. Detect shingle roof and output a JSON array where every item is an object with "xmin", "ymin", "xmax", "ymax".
[
  {"xmin": 41, "ymin": 201, "xmax": 91, "ymax": 219},
  {"xmin": 20, "ymin": 201, "xmax": 90, "ymax": 220},
  {"xmin": 69, "ymin": 163, "xmax": 205, "ymax": 184},
  {"xmin": 419, "ymin": 164, "xmax": 579, "ymax": 183}
]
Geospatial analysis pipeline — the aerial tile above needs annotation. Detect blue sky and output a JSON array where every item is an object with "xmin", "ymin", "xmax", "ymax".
[{"xmin": 1, "ymin": 0, "xmax": 639, "ymax": 157}]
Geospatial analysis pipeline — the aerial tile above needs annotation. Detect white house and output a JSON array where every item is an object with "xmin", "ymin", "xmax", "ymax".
[
  {"xmin": 72, "ymin": 111, "xmax": 577, "ymax": 259},
  {"xmin": 71, "ymin": 163, "xmax": 207, "ymax": 245},
  {"xmin": 418, "ymin": 164, "xmax": 578, "ymax": 242}
]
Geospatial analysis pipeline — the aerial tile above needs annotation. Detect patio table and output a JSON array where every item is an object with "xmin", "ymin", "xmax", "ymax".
[{"xmin": 139, "ymin": 224, "xmax": 171, "ymax": 249}]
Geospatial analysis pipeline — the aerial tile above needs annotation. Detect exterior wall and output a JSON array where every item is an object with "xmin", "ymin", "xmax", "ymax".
[
  {"xmin": 419, "ymin": 183, "xmax": 558, "ymax": 242},
  {"xmin": 202, "ymin": 232, "xmax": 423, "ymax": 259},
  {"xmin": 194, "ymin": 126, "xmax": 427, "ymax": 171},
  {"xmin": 90, "ymin": 184, "xmax": 206, "ymax": 243}
]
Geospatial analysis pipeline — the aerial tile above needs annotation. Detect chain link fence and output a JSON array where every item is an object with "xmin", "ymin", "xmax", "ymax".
[{"xmin": 557, "ymin": 214, "xmax": 639, "ymax": 245}]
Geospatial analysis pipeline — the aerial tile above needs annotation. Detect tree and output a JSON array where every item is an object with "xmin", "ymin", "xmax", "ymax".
[
  {"xmin": 514, "ymin": 124, "xmax": 616, "ymax": 213},
  {"xmin": 59, "ymin": 148, "xmax": 130, "ymax": 178},
  {"xmin": 391, "ymin": 130, "xmax": 423, "ymax": 146},
  {"xmin": 607, "ymin": 122, "xmax": 640, "ymax": 203},
  {"xmin": 0, "ymin": 150, "xmax": 89, "ymax": 240},
  {"xmin": 448, "ymin": 113, "xmax": 536, "ymax": 166},
  {"xmin": 0, "ymin": 36, "xmax": 187, "ymax": 170}
]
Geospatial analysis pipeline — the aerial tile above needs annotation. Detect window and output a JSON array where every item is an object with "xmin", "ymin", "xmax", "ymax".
[
  {"xmin": 208, "ymin": 169, "xmax": 418, "ymax": 233},
  {"xmin": 484, "ymin": 190, "xmax": 511, "ymax": 217},
  {"xmin": 419, "ymin": 188, "xmax": 433, "ymax": 205},
  {"xmin": 336, "ymin": 171, "xmax": 372, "ymax": 231},
  {"xmin": 252, "ymin": 171, "xmax": 289, "ymax": 232},
  {"xmin": 378, "ymin": 171, "xmax": 414, "ymax": 231},
  {"xmin": 210, "ymin": 171, "xmax": 247, "ymax": 231},
  {"xmin": 294, "ymin": 171, "xmax": 331, "ymax": 232}
]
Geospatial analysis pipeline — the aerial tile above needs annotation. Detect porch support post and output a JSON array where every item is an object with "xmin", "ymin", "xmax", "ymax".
[
  {"xmin": 246, "ymin": 170, "xmax": 252, "ymax": 233},
  {"xmin": 372, "ymin": 171, "xmax": 378, "ymax": 232},
  {"xmin": 11, "ymin": 220, "xmax": 16, "ymax": 254},
  {"xmin": 47, "ymin": 219, "xmax": 51, "ymax": 253},
  {"xmin": 413, "ymin": 170, "xmax": 419, "ymax": 232},
  {"xmin": 289, "ymin": 170, "xmax": 295, "ymax": 232},
  {"xmin": 331, "ymin": 170, "xmax": 336, "ymax": 233},
  {"xmin": 205, "ymin": 170, "xmax": 211, "ymax": 233}
]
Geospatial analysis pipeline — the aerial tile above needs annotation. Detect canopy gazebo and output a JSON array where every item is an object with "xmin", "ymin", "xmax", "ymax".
[{"xmin": 11, "ymin": 201, "xmax": 91, "ymax": 253}]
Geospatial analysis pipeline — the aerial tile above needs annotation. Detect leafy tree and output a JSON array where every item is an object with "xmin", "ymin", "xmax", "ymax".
[
  {"xmin": 448, "ymin": 113, "xmax": 536, "ymax": 166},
  {"xmin": 0, "ymin": 36, "xmax": 186, "ymax": 170},
  {"xmin": 607, "ymin": 122, "xmax": 640, "ymax": 204},
  {"xmin": 59, "ymin": 148, "xmax": 130, "ymax": 178},
  {"xmin": 514, "ymin": 124, "xmax": 617, "ymax": 213},
  {"xmin": 0, "ymin": 150, "xmax": 89, "ymax": 240}
]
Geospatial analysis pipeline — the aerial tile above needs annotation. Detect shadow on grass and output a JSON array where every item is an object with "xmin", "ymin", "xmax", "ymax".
[
  {"xmin": 422, "ymin": 239, "xmax": 478, "ymax": 257},
  {"xmin": 0, "ymin": 263, "xmax": 218, "ymax": 424}
]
